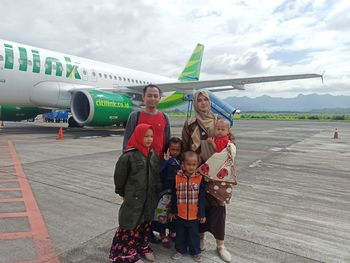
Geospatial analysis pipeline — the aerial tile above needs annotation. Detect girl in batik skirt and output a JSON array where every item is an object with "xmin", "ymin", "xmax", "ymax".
[{"xmin": 109, "ymin": 124, "xmax": 161, "ymax": 263}]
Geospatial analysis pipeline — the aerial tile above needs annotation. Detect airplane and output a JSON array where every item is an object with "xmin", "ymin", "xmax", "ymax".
[{"xmin": 0, "ymin": 39, "xmax": 322, "ymax": 127}]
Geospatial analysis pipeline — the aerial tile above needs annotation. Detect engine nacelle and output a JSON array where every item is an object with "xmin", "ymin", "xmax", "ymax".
[
  {"xmin": 70, "ymin": 90, "xmax": 133, "ymax": 126},
  {"xmin": 0, "ymin": 105, "xmax": 49, "ymax": 121}
]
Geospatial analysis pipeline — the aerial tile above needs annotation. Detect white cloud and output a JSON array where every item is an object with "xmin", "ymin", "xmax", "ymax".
[{"xmin": 0, "ymin": 0, "xmax": 349, "ymax": 98}]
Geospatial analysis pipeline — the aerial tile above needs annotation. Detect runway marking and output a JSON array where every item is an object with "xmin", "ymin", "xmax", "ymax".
[
  {"xmin": 0, "ymin": 197, "xmax": 23, "ymax": 203},
  {"xmin": 249, "ymin": 159, "xmax": 263, "ymax": 168},
  {"xmin": 0, "ymin": 179, "xmax": 19, "ymax": 182},
  {"xmin": 0, "ymin": 212, "xmax": 28, "ymax": 218},
  {"xmin": 0, "ymin": 231, "xmax": 33, "ymax": 239},
  {"xmin": 0, "ymin": 140, "xmax": 61, "ymax": 263},
  {"xmin": 0, "ymin": 187, "xmax": 21, "ymax": 191}
]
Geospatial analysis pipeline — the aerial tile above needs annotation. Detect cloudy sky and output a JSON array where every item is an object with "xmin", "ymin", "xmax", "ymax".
[{"xmin": 1, "ymin": 0, "xmax": 349, "ymax": 98}]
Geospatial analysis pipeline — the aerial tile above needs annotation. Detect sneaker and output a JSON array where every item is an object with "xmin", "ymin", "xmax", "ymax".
[
  {"xmin": 200, "ymin": 238, "xmax": 205, "ymax": 251},
  {"xmin": 217, "ymin": 247, "xmax": 232, "ymax": 262},
  {"xmin": 144, "ymin": 252, "xmax": 155, "ymax": 262},
  {"xmin": 162, "ymin": 236, "xmax": 171, "ymax": 248},
  {"xmin": 193, "ymin": 253, "xmax": 203, "ymax": 262},
  {"xmin": 150, "ymin": 231, "xmax": 161, "ymax": 244},
  {"xmin": 171, "ymin": 251, "xmax": 182, "ymax": 260}
]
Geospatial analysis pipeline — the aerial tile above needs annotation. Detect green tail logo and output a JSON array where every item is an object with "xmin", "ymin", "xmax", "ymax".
[
  {"xmin": 158, "ymin": 44, "xmax": 204, "ymax": 110},
  {"xmin": 178, "ymin": 43, "xmax": 204, "ymax": 82}
]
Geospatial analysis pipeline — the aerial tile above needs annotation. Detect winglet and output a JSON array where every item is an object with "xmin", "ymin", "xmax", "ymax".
[
  {"xmin": 321, "ymin": 71, "xmax": 325, "ymax": 84},
  {"xmin": 178, "ymin": 44, "xmax": 204, "ymax": 82}
]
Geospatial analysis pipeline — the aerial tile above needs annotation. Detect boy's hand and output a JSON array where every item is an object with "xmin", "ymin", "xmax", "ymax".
[
  {"xmin": 168, "ymin": 213, "xmax": 176, "ymax": 222},
  {"xmin": 199, "ymin": 217, "xmax": 206, "ymax": 224},
  {"xmin": 163, "ymin": 149, "xmax": 170, "ymax": 160}
]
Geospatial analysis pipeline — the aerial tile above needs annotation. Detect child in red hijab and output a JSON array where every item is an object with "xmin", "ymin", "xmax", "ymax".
[{"xmin": 109, "ymin": 124, "xmax": 161, "ymax": 263}]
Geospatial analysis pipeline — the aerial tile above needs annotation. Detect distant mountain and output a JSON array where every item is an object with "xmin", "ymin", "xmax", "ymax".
[{"xmin": 224, "ymin": 94, "xmax": 350, "ymax": 112}]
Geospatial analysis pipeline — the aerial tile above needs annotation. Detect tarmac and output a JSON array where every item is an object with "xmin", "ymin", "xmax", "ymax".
[{"xmin": 0, "ymin": 119, "xmax": 349, "ymax": 263}]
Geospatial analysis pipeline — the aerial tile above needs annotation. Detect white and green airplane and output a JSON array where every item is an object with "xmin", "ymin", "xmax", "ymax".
[{"xmin": 0, "ymin": 39, "xmax": 321, "ymax": 127}]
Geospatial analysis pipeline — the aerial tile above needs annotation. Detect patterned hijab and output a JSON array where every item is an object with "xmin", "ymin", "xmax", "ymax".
[
  {"xmin": 191, "ymin": 90, "xmax": 217, "ymax": 150},
  {"xmin": 126, "ymin": 123, "xmax": 153, "ymax": 157}
]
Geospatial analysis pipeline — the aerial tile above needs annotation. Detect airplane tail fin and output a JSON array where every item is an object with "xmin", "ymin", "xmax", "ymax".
[
  {"xmin": 178, "ymin": 43, "xmax": 204, "ymax": 82},
  {"xmin": 158, "ymin": 44, "xmax": 204, "ymax": 110}
]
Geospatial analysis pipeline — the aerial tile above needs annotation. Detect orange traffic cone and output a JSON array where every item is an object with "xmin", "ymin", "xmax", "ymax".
[
  {"xmin": 57, "ymin": 127, "xmax": 64, "ymax": 140},
  {"xmin": 333, "ymin": 128, "xmax": 339, "ymax": 139}
]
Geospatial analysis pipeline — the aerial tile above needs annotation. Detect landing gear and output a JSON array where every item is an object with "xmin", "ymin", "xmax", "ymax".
[{"xmin": 68, "ymin": 117, "xmax": 83, "ymax": 128}]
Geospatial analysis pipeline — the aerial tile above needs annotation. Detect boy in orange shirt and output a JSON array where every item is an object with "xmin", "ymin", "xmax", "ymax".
[{"xmin": 170, "ymin": 151, "xmax": 206, "ymax": 262}]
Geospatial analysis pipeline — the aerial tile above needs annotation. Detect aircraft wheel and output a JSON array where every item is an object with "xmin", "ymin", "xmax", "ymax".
[{"xmin": 68, "ymin": 117, "xmax": 83, "ymax": 128}]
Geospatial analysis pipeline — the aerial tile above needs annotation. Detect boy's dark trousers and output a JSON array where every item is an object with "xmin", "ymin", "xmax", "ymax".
[{"xmin": 175, "ymin": 217, "xmax": 200, "ymax": 255}]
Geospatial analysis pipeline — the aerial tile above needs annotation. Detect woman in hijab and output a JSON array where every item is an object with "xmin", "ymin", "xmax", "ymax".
[
  {"xmin": 182, "ymin": 90, "xmax": 235, "ymax": 263},
  {"xmin": 109, "ymin": 124, "xmax": 161, "ymax": 263}
]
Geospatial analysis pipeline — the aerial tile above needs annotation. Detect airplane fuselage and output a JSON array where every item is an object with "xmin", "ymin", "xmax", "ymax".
[{"xmin": 0, "ymin": 39, "xmax": 173, "ymax": 107}]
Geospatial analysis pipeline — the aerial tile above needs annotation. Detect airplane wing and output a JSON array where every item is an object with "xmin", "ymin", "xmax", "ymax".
[{"xmin": 126, "ymin": 73, "xmax": 322, "ymax": 93}]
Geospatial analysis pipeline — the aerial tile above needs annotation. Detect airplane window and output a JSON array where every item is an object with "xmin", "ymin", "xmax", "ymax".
[
  {"xmin": 131, "ymin": 79, "xmax": 134, "ymax": 83},
  {"xmin": 104, "ymin": 74, "xmax": 107, "ymax": 78},
  {"xmin": 8, "ymin": 57, "xmax": 13, "ymax": 63},
  {"xmin": 127, "ymin": 78, "xmax": 130, "ymax": 82},
  {"xmin": 92, "ymin": 72, "xmax": 96, "ymax": 77},
  {"xmin": 0, "ymin": 55, "xmax": 3, "ymax": 61},
  {"xmin": 52, "ymin": 64, "xmax": 56, "ymax": 70},
  {"xmin": 114, "ymin": 76, "xmax": 117, "ymax": 80},
  {"xmin": 123, "ymin": 77, "xmax": 126, "ymax": 81},
  {"xmin": 18, "ymin": 59, "xmax": 23, "ymax": 64},
  {"xmin": 109, "ymin": 75, "xmax": 112, "ymax": 79},
  {"xmin": 28, "ymin": 60, "xmax": 32, "ymax": 66},
  {"xmin": 119, "ymin": 76, "xmax": 122, "ymax": 81},
  {"xmin": 99, "ymin": 73, "xmax": 102, "ymax": 78},
  {"xmin": 136, "ymin": 80, "xmax": 139, "ymax": 84},
  {"xmin": 35, "ymin": 61, "xmax": 40, "ymax": 67},
  {"xmin": 83, "ymin": 69, "xmax": 87, "ymax": 75}
]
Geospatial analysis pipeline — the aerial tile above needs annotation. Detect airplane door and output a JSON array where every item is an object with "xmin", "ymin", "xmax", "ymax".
[
  {"xmin": 91, "ymin": 69, "xmax": 97, "ymax": 82},
  {"xmin": 0, "ymin": 47, "xmax": 4, "ymax": 70},
  {"xmin": 82, "ymin": 68, "xmax": 88, "ymax": 81}
]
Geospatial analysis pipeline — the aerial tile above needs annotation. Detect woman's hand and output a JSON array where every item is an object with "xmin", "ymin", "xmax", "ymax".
[
  {"xmin": 168, "ymin": 213, "xmax": 176, "ymax": 222},
  {"xmin": 207, "ymin": 137, "xmax": 216, "ymax": 151}
]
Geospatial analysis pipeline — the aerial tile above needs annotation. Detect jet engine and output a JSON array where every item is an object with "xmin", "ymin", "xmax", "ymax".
[{"xmin": 70, "ymin": 90, "xmax": 132, "ymax": 127}]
